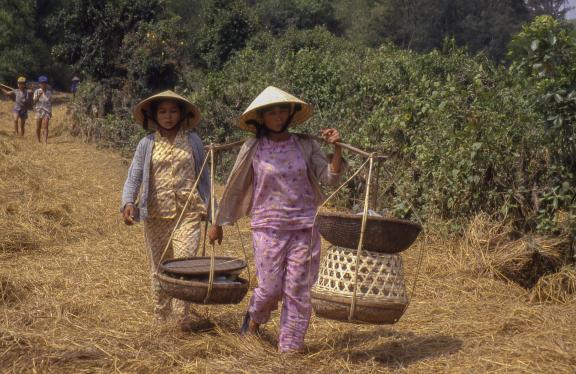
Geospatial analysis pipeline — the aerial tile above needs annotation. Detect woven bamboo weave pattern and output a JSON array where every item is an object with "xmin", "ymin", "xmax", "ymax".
[
  {"xmin": 316, "ymin": 212, "xmax": 422, "ymax": 253},
  {"xmin": 313, "ymin": 246, "xmax": 408, "ymax": 304},
  {"xmin": 156, "ymin": 273, "xmax": 249, "ymax": 304}
]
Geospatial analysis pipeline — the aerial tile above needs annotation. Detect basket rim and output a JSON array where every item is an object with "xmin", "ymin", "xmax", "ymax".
[
  {"xmin": 317, "ymin": 210, "xmax": 423, "ymax": 230},
  {"xmin": 156, "ymin": 272, "xmax": 249, "ymax": 290},
  {"xmin": 159, "ymin": 256, "xmax": 247, "ymax": 276},
  {"xmin": 311, "ymin": 288, "xmax": 408, "ymax": 309}
]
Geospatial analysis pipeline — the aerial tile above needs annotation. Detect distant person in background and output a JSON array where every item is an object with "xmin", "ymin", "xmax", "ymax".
[
  {"xmin": 3, "ymin": 76, "xmax": 31, "ymax": 136},
  {"xmin": 33, "ymin": 75, "xmax": 52, "ymax": 144},
  {"xmin": 70, "ymin": 76, "xmax": 80, "ymax": 98}
]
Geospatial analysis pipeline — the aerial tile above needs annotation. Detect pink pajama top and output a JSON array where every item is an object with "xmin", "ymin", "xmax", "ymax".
[{"xmin": 251, "ymin": 135, "xmax": 316, "ymax": 230}]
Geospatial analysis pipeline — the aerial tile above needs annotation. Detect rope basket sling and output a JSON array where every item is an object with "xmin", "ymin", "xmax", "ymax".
[
  {"xmin": 155, "ymin": 143, "xmax": 249, "ymax": 305},
  {"xmin": 309, "ymin": 148, "xmax": 424, "ymax": 324}
]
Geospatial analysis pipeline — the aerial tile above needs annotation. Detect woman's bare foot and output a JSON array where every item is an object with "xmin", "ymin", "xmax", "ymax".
[{"xmin": 248, "ymin": 319, "xmax": 259, "ymax": 334}]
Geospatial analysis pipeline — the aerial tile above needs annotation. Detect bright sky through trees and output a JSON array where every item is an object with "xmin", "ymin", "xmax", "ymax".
[{"xmin": 568, "ymin": 0, "xmax": 576, "ymax": 18}]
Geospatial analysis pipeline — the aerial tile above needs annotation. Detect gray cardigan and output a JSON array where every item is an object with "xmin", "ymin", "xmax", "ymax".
[{"xmin": 120, "ymin": 131, "xmax": 212, "ymax": 222}]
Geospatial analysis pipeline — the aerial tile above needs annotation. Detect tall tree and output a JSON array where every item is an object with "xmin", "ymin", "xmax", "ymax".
[
  {"xmin": 335, "ymin": 0, "xmax": 530, "ymax": 60},
  {"xmin": 252, "ymin": 0, "xmax": 341, "ymax": 35},
  {"xmin": 195, "ymin": 0, "xmax": 257, "ymax": 68},
  {"xmin": 47, "ymin": 0, "xmax": 163, "ymax": 85},
  {"xmin": 0, "ymin": 0, "xmax": 68, "ymax": 87}
]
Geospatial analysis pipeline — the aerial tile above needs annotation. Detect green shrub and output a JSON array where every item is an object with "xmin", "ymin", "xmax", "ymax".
[
  {"xmin": 70, "ymin": 21, "xmax": 575, "ymax": 235},
  {"xmin": 194, "ymin": 27, "xmax": 572, "ymax": 232}
]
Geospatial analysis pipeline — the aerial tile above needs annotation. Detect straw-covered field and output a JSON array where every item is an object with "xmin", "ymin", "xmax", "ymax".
[{"xmin": 0, "ymin": 98, "xmax": 575, "ymax": 373}]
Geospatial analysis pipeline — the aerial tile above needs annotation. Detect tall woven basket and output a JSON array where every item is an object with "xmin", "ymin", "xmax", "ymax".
[{"xmin": 311, "ymin": 246, "xmax": 409, "ymax": 324}]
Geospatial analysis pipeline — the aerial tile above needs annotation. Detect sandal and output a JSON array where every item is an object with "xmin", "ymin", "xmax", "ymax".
[
  {"xmin": 240, "ymin": 311, "xmax": 259, "ymax": 335},
  {"xmin": 240, "ymin": 311, "xmax": 251, "ymax": 335}
]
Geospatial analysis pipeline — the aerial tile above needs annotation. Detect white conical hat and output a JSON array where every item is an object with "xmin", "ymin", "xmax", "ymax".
[
  {"xmin": 238, "ymin": 86, "xmax": 313, "ymax": 132},
  {"xmin": 133, "ymin": 90, "xmax": 201, "ymax": 130}
]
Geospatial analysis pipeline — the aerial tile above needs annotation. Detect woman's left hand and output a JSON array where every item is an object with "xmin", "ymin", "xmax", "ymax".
[
  {"xmin": 321, "ymin": 128, "xmax": 343, "ymax": 173},
  {"xmin": 320, "ymin": 128, "xmax": 341, "ymax": 145}
]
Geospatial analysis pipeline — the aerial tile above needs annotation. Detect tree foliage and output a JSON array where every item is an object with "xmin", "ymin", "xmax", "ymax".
[
  {"xmin": 0, "ymin": 0, "xmax": 69, "ymax": 87},
  {"xmin": 526, "ymin": 0, "xmax": 574, "ymax": 19},
  {"xmin": 508, "ymin": 16, "xmax": 576, "ymax": 230},
  {"xmin": 336, "ymin": 0, "xmax": 530, "ymax": 60},
  {"xmin": 2, "ymin": 0, "xmax": 574, "ymax": 233},
  {"xmin": 252, "ymin": 0, "xmax": 341, "ymax": 35},
  {"xmin": 195, "ymin": 0, "xmax": 257, "ymax": 68},
  {"xmin": 191, "ymin": 23, "xmax": 575, "ymax": 232},
  {"xmin": 48, "ymin": 0, "xmax": 164, "ymax": 84}
]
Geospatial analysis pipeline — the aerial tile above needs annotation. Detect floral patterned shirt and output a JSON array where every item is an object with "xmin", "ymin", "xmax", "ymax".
[{"xmin": 251, "ymin": 135, "xmax": 316, "ymax": 230}]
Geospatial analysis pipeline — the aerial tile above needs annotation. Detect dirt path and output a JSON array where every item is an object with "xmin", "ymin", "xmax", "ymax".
[{"xmin": 0, "ymin": 99, "xmax": 574, "ymax": 373}]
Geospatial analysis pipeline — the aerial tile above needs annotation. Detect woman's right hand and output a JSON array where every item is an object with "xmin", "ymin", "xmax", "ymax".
[
  {"xmin": 122, "ymin": 204, "xmax": 135, "ymax": 225},
  {"xmin": 208, "ymin": 225, "xmax": 223, "ymax": 245}
]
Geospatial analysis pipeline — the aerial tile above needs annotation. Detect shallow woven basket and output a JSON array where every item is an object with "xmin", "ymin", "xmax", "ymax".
[
  {"xmin": 316, "ymin": 211, "xmax": 422, "ymax": 253},
  {"xmin": 156, "ymin": 272, "xmax": 249, "ymax": 304},
  {"xmin": 311, "ymin": 246, "xmax": 408, "ymax": 324},
  {"xmin": 160, "ymin": 257, "xmax": 247, "ymax": 276}
]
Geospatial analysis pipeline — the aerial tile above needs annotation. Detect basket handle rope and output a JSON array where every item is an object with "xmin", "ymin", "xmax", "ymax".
[
  {"xmin": 306, "ymin": 150, "xmax": 427, "ymax": 322},
  {"xmin": 151, "ymin": 141, "xmax": 251, "ymax": 307},
  {"xmin": 204, "ymin": 146, "xmax": 217, "ymax": 304},
  {"xmin": 306, "ymin": 157, "xmax": 370, "ymax": 314},
  {"xmin": 200, "ymin": 144, "xmax": 252, "ymax": 303},
  {"xmin": 383, "ymin": 172, "xmax": 427, "ymax": 311},
  {"xmin": 201, "ymin": 218, "xmax": 209, "ymax": 257},
  {"xmin": 349, "ymin": 155, "xmax": 375, "ymax": 321}
]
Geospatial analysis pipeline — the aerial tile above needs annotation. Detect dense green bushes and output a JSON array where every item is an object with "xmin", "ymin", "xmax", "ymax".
[
  {"xmin": 193, "ymin": 28, "xmax": 545, "ymax": 228},
  {"xmin": 69, "ymin": 81, "xmax": 146, "ymax": 154},
  {"xmin": 70, "ymin": 18, "xmax": 575, "ymax": 234}
]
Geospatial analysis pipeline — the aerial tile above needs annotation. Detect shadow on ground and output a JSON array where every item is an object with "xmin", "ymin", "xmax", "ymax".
[{"xmin": 309, "ymin": 328, "xmax": 462, "ymax": 368}]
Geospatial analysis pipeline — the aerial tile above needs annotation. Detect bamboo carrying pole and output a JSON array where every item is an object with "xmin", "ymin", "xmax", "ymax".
[
  {"xmin": 207, "ymin": 140, "xmax": 246, "ymax": 152},
  {"xmin": 205, "ymin": 136, "xmax": 386, "ymax": 161},
  {"xmin": 348, "ymin": 155, "xmax": 375, "ymax": 321},
  {"xmin": 309, "ymin": 135, "xmax": 386, "ymax": 161},
  {"xmin": 371, "ymin": 161, "xmax": 382, "ymax": 211},
  {"xmin": 0, "ymin": 83, "xmax": 15, "ymax": 92}
]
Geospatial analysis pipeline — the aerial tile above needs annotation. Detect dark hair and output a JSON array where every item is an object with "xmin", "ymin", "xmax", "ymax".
[{"xmin": 255, "ymin": 123, "xmax": 269, "ymax": 138}]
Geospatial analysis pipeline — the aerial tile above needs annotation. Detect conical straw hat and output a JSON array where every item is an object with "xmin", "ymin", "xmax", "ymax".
[
  {"xmin": 133, "ymin": 90, "xmax": 201, "ymax": 130},
  {"xmin": 238, "ymin": 86, "xmax": 313, "ymax": 132}
]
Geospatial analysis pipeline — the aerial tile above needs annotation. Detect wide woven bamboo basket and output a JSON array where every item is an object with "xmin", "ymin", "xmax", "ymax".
[
  {"xmin": 156, "ymin": 272, "xmax": 249, "ymax": 304},
  {"xmin": 160, "ymin": 257, "xmax": 247, "ymax": 277},
  {"xmin": 317, "ymin": 211, "xmax": 422, "ymax": 253},
  {"xmin": 311, "ymin": 246, "xmax": 409, "ymax": 324}
]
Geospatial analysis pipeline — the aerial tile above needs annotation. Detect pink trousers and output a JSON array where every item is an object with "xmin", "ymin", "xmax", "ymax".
[{"xmin": 249, "ymin": 227, "xmax": 321, "ymax": 352}]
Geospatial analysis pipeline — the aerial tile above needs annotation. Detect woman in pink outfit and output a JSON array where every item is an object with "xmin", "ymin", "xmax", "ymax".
[{"xmin": 209, "ymin": 86, "xmax": 345, "ymax": 353}]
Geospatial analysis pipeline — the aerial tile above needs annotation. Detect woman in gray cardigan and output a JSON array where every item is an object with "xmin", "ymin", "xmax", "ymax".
[{"xmin": 121, "ymin": 90, "xmax": 212, "ymax": 328}]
